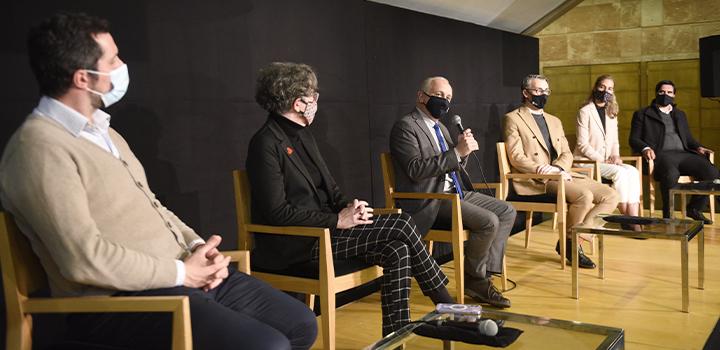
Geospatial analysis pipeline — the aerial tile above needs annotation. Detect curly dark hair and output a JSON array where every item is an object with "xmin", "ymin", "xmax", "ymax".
[
  {"xmin": 27, "ymin": 12, "xmax": 110, "ymax": 98},
  {"xmin": 255, "ymin": 62, "xmax": 318, "ymax": 114}
]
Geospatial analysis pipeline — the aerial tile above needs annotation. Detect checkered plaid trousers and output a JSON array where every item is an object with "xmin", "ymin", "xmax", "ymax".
[{"xmin": 312, "ymin": 212, "xmax": 448, "ymax": 335}]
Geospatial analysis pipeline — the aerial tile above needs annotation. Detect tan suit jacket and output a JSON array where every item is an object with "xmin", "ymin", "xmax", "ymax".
[
  {"xmin": 573, "ymin": 102, "xmax": 620, "ymax": 162},
  {"xmin": 503, "ymin": 106, "xmax": 584, "ymax": 196}
]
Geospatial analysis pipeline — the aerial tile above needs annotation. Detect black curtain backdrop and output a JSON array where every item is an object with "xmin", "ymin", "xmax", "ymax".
[{"xmin": 0, "ymin": 1, "xmax": 537, "ymax": 347}]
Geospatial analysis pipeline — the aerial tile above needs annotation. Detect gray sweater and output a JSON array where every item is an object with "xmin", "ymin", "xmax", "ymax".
[{"xmin": 0, "ymin": 115, "xmax": 200, "ymax": 297}]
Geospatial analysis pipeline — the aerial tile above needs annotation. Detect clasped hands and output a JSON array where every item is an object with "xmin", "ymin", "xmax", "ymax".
[
  {"xmin": 183, "ymin": 235, "xmax": 231, "ymax": 292},
  {"xmin": 337, "ymin": 199, "xmax": 374, "ymax": 229},
  {"xmin": 536, "ymin": 164, "xmax": 572, "ymax": 181}
]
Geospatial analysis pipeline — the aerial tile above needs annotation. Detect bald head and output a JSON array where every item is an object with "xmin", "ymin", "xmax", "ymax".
[{"xmin": 419, "ymin": 76, "xmax": 449, "ymax": 93}]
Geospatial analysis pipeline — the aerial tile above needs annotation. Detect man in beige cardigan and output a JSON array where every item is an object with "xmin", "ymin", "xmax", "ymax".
[
  {"xmin": 0, "ymin": 12, "xmax": 316, "ymax": 349},
  {"xmin": 503, "ymin": 74, "xmax": 619, "ymax": 269}
]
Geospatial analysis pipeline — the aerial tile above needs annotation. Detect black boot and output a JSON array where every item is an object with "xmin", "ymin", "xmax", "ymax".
[{"xmin": 427, "ymin": 286, "xmax": 454, "ymax": 305}]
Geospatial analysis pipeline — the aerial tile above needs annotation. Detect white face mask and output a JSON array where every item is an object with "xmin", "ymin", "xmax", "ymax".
[
  {"xmin": 85, "ymin": 63, "xmax": 129, "ymax": 107},
  {"xmin": 300, "ymin": 100, "xmax": 318, "ymax": 125}
]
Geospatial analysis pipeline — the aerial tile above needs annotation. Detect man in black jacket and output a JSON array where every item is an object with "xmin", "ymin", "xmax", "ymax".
[
  {"xmin": 629, "ymin": 80, "xmax": 719, "ymax": 222},
  {"xmin": 245, "ymin": 62, "xmax": 454, "ymax": 336}
]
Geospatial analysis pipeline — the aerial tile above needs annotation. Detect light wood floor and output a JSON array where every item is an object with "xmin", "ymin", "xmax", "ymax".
[{"xmin": 311, "ymin": 213, "xmax": 720, "ymax": 349}]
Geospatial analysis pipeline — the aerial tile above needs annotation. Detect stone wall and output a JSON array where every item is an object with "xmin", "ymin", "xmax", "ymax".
[{"xmin": 538, "ymin": 0, "xmax": 720, "ymax": 67}]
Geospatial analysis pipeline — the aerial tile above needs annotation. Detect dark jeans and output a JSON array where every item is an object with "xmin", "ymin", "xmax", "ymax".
[
  {"xmin": 65, "ymin": 268, "xmax": 317, "ymax": 350},
  {"xmin": 654, "ymin": 151, "xmax": 720, "ymax": 218}
]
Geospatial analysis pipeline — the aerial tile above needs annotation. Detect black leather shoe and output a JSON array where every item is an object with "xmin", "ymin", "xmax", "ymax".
[
  {"xmin": 686, "ymin": 208, "xmax": 713, "ymax": 224},
  {"xmin": 555, "ymin": 240, "xmax": 596, "ymax": 269},
  {"xmin": 465, "ymin": 277, "xmax": 511, "ymax": 308}
]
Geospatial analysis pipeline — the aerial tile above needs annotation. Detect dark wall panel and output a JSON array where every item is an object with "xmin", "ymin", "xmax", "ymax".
[
  {"xmin": 0, "ymin": 0, "xmax": 536, "ymax": 254},
  {"xmin": 364, "ymin": 2, "xmax": 538, "ymax": 204},
  {"xmin": 0, "ymin": 2, "xmax": 536, "ymax": 345}
]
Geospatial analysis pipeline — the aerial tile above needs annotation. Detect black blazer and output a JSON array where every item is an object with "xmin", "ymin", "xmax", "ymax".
[
  {"xmin": 629, "ymin": 104, "xmax": 701, "ymax": 155},
  {"xmin": 245, "ymin": 115, "xmax": 350, "ymax": 270},
  {"xmin": 389, "ymin": 108, "xmax": 472, "ymax": 236}
]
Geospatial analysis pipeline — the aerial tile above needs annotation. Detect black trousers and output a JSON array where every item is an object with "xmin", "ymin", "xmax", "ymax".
[
  {"xmin": 65, "ymin": 268, "xmax": 317, "ymax": 350},
  {"xmin": 312, "ymin": 213, "xmax": 448, "ymax": 336},
  {"xmin": 654, "ymin": 150, "xmax": 720, "ymax": 218}
]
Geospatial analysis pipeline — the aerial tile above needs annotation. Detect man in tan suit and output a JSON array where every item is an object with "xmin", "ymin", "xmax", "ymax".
[{"xmin": 503, "ymin": 74, "xmax": 619, "ymax": 269}]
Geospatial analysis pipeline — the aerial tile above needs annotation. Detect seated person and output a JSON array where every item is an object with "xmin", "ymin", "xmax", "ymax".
[
  {"xmin": 0, "ymin": 12, "xmax": 317, "ymax": 350},
  {"xmin": 574, "ymin": 74, "xmax": 641, "ymax": 218},
  {"xmin": 629, "ymin": 79, "xmax": 720, "ymax": 223},
  {"xmin": 389, "ymin": 76, "xmax": 516, "ymax": 308},
  {"xmin": 503, "ymin": 74, "xmax": 619, "ymax": 269},
  {"xmin": 246, "ymin": 62, "xmax": 455, "ymax": 336}
]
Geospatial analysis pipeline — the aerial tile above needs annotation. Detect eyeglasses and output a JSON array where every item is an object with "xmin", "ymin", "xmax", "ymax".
[{"xmin": 525, "ymin": 88, "xmax": 551, "ymax": 95}]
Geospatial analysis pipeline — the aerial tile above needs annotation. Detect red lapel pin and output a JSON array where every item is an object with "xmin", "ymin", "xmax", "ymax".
[{"xmin": 286, "ymin": 147, "xmax": 294, "ymax": 156}]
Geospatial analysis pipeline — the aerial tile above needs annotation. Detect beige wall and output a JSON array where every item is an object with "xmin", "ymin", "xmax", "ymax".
[
  {"xmin": 538, "ymin": 0, "xmax": 720, "ymax": 67},
  {"xmin": 536, "ymin": 0, "xmax": 720, "ymax": 154}
]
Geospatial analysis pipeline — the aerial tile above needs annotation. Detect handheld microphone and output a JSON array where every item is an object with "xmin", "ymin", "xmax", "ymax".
[
  {"xmin": 451, "ymin": 114, "xmax": 465, "ymax": 133},
  {"xmin": 432, "ymin": 318, "xmax": 499, "ymax": 336}
]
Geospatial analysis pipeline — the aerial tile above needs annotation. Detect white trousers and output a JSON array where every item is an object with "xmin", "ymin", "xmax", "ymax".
[{"xmin": 600, "ymin": 163, "xmax": 641, "ymax": 204}]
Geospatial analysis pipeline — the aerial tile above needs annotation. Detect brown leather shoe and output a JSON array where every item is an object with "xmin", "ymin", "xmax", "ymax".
[{"xmin": 464, "ymin": 277, "xmax": 511, "ymax": 308}]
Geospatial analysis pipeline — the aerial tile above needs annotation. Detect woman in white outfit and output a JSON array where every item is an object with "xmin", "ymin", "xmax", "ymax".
[{"xmin": 574, "ymin": 75, "xmax": 641, "ymax": 217}]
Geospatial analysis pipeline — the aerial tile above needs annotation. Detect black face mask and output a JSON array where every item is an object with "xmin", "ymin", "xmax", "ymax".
[
  {"xmin": 423, "ymin": 93, "xmax": 450, "ymax": 118},
  {"xmin": 655, "ymin": 94, "xmax": 674, "ymax": 107},
  {"xmin": 529, "ymin": 94, "xmax": 548, "ymax": 109},
  {"xmin": 593, "ymin": 90, "xmax": 609, "ymax": 102}
]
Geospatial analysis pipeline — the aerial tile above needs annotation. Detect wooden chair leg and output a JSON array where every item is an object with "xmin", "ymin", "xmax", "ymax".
[
  {"xmin": 453, "ymin": 239, "xmax": 465, "ymax": 304},
  {"xmin": 8, "ymin": 314, "xmax": 32, "ymax": 350},
  {"xmin": 587, "ymin": 236, "xmax": 597, "ymax": 255},
  {"xmin": 710, "ymin": 194, "xmax": 715, "ymax": 224},
  {"xmin": 649, "ymin": 178, "xmax": 655, "ymax": 217},
  {"xmin": 501, "ymin": 254, "xmax": 508, "ymax": 292},
  {"xmin": 305, "ymin": 294, "xmax": 316, "ymax": 310},
  {"xmin": 681, "ymin": 194, "xmax": 688, "ymax": 219},
  {"xmin": 552, "ymin": 213, "xmax": 558, "ymax": 230},
  {"xmin": 426, "ymin": 240, "xmax": 434, "ymax": 255},
  {"xmin": 320, "ymin": 285, "xmax": 336, "ymax": 350},
  {"xmin": 524, "ymin": 211, "xmax": 533, "ymax": 249},
  {"xmin": 559, "ymin": 213, "xmax": 566, "ymax": 270}
]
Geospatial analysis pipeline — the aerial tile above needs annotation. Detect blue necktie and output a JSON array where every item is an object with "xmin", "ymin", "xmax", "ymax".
[{"xmin": 433, "ymin": 123, "xmax": 464, "ymax": 199}]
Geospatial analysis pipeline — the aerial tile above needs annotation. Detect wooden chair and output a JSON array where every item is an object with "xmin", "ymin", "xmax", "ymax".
[
  {"xmin": 572, "ymin": 156, "xmax": 644, "ymax": 217},
  {"xmin": 497, "ymin": 142, "xmax": 599, "ymax": 260},
  {"xmin": 0, "ymin": 211, "xmax": 250, "ymax": 350},
  {"xmin": 232, "ymin": 170, "xmax": 387, "ymax": 350},
  {"xmin": 647, "ymin": 152, "xmax": 715, "ymax": 220},
  {"xmin": 379, "ymin": 153, "xmax": 509, "ymax": 299},
  {"xmin": 496, "ymin": 142, "xmax": 578, "ymax": 268}
]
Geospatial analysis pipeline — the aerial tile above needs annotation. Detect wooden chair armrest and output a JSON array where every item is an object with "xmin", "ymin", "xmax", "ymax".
[
  {"xmin": 374, "ymin": 208, "xmax": 402, "ymax": 215},
  {"xmin": 245, "ymin": 224, "xmax": 330, "ymax": 238},
  {"xmin": 572, "ymin": 159, "xmax": 599, "ymax": 164},
  {"xmin": 472, "ymin": 182, "xmax": 500, "ymax": 190},
  {"xmin": 505, "ymin": 173, "xmax": 563, "ymax": 180},
  {"xmin": 391, "ymin": 192, "xmax": 459, "ymax": 201},
  {"xmin": 571, "ymin": 167, "xmax": 593, "ymax": 175},
  {"xmin": 25, "ymin": 295, "xmax": 189, "ymax": 314},
  {"xmin": 619, "ymin": 156, "xmax": 642, "ymax": 164},
  {"xmin": 222, "ymin": 250, "xmax": 250, "ymax": 274}
]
